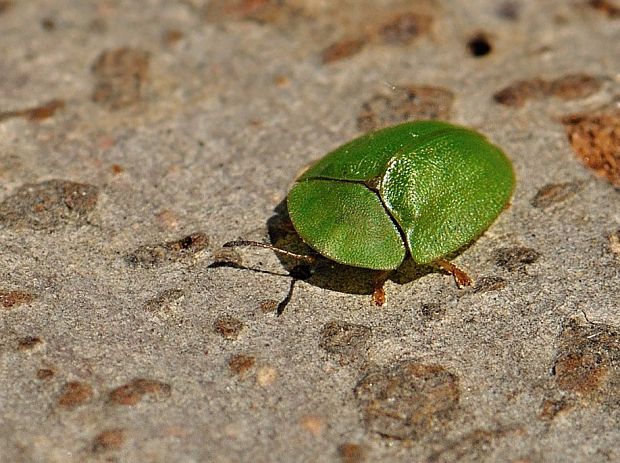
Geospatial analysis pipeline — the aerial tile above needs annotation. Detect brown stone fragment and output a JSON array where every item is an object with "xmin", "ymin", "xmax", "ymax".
[{"xmin": 562, "ymin": 111, "xmax": 620, "ymax": 187}]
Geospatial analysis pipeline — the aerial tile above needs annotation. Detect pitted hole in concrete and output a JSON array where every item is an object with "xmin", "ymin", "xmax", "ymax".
[
  {"xmin": 467, "ymin": 32, "xmax": 492, "ymax": 57},
  {"xmin": 493, "ymin": 246, "xmax": 540, "ymax": 271},
  {"xmin": 473, "ymin": 276, "xmax": 507, "ymax": 293},
  {"xmin": 531, "ymin": 182, "xmax": 582, "ymax": 209},
  {"xmin": 319, "ymin": 320, "xmax": 372, "ymax": 366},
  {"xmin": 561, "ymin": 110, "xmax": 620, "ymax": 187},
  {"xmin": 214, "ymin": 315, "xmax": 245, "ymax": 340},
  {"xmin": 354, "ymin": 360, "xmax": 460, "ymax": 439},
  {"xmin": 357, "ymin": 85, "xmax": 454, "ymax": 131},
  {"xmin": 57, "ymin": 381, "xmax": 94, "ymax": 409}
]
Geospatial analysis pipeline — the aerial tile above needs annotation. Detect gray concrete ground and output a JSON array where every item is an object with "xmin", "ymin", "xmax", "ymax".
[{"xmin": 0, "ymin": 1, "xmax": 618, "ymax": 462}]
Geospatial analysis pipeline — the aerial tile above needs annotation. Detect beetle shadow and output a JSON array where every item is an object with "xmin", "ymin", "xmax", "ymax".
[{"xmin": 260, "ymin": 199, "xmax": 435, "ymax": 296}]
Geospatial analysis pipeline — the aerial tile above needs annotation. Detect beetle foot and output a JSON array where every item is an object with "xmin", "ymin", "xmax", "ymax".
[
  {"xmin": 372, "ymin": 285, "xmax": 386, "ymax": 306},
  {"xmin": 371, "ymin": 270, "xmax": 390, "ymax": 306},
  {"xmin": 435, "ymin": 259, "xmax": 473, "ymax": 288}
]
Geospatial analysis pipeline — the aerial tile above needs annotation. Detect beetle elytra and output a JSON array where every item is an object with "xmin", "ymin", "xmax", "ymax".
[{"xmin": 226, "ymin": 120, "xmax": 515, "ymax": 307}]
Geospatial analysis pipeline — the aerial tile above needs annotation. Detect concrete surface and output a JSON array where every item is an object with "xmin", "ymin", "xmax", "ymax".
[{"xmin": 0, "ymin": 1, "xmax": 618, "ymax": 462}]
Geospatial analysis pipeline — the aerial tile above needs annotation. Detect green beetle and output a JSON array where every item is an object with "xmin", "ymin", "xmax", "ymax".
[{"xmin": 227, "ymin": 120, "xmax": 514, "ymax": 306}]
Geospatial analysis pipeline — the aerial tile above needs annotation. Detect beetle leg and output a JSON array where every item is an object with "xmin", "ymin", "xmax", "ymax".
[
  {"xmin": 372, "ymin": 270, "xmax": 391, "ymax": 306},
  {"xmin": 223, "ymin": 240, "xmax": 317, "ymax": 264},
  {"xmin": 435, "ymin": 259, "xmax": 473, "ymax": 288}
]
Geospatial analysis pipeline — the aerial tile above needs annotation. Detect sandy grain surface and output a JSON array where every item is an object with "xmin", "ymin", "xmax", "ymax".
[{"xmin": 1, "ymin": 1, "xmax": 619, "ymax": 462}]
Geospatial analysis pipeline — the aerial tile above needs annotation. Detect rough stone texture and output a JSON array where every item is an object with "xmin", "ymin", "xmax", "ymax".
[{"xmin": 0, "ymin": 1, "xmax": 618, "ymax": 462}]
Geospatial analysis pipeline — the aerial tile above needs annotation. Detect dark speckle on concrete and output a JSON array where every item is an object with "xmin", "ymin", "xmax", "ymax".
[
  {"xmin": 91, "ymin": 47, "xmax": 150, "ymax": 110},
  {"xmin": 214, "ymin": 315, "xmax": 245, "ymax": 340},
  {"xmin": 125, "ymin": 232, "xmax": 208, "ymax": 268},
  {"xmin": 531, "ymin": 182, "xmax": 582, "ymax": 208},
  {"xmin": 354, "ymin": 360, "xmax": 460, "ymax": 439},
  {"xmin": 57, "ymin": 381, "xmax": 94, "ymax": 409},
  {"xmin": 356, "ymin": 85, "xmax": 454, "ymax": 131},
  {"xmin": 494, "ymin": 246, "xmax": 541, "ymax": 271},
  {"xmin": 0, "ymin": 180, "xmax": 98, "ymax": 230},
  {"xmin": 319, "ymin": 320, "xmax": 372, "ymax": 365},
  {"xmin": 109, "ymin": 378, "xmax": 172, "ymax": 406}
]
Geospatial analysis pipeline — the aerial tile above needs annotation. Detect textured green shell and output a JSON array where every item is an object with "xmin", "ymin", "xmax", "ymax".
[{"xmin": 287, "ymin": 121, "xmax": 515, "ymax": 270}]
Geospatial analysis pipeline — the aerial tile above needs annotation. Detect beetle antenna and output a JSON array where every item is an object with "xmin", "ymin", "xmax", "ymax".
[{"xmin": 223, "ymin": 240, "xmax": 317, "ymax": 264}]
